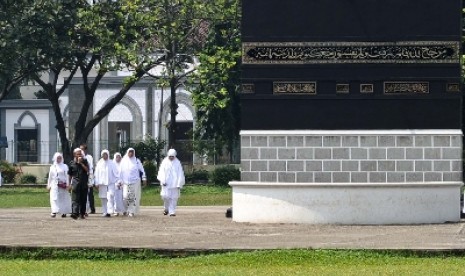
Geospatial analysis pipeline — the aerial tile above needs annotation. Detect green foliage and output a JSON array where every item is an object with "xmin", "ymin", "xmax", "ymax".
[
  {"xmin": 1, "ymin": 0, "xmax": 178, "ymax": 160},
  {"xmin": 0, "ymin": 0, "xmax": 39, "ymax": 100},
  {"xmin": 19, "ymin": 173, "xmax": 37, "ymax": 184},
  {"xmin": 34, "ymin": 90, "xmax": 48, "ymax": 99},
  {"xmin": 121, "ymin": 137, "xmax": 166, "ymax": 168},
  {"xmin": 142, "ymin": 160, "xmax": 157, "ymax": 183},
  {"xmin": 146, "ymin": 0, "xmax": 212, "ymax": 147},
  {"xmin": 189, "ymin": 0, "xmax": 241, "ymax": 160},
  {"xmin": 3, "ymin": 250, "xmax": 465, "ymax": 275},
  {"xmin": 3, "ymin": 82, "xmax": 22, "ymax": 99},
  {"xmin": 0, "ymin": 160, "xmax": 16, "ymax": 184},
  {"xmin": 209, "ymin": 165, "xmax": 240, "ymax": 186},
  {"xmin": 0, "ymin": 0, "xmax": 240, "ymax": 158},
  {"xmin": 0, "ymin": 248, "xmax": 163, "ymax": 260},
  {"xmin": 185, "ymin": 169, "xmax": 209, "ymax": 183},
  {"xmin": 3, "ymin": 248, "xmax": 460, "ymax": 261}
]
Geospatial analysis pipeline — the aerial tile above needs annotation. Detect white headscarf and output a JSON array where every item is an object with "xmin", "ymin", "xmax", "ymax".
[
  {"xmin": 121, "ymin": 147, "xmax": 137, "ymax": 170},
  {"xmin": 95, "ymin": 149, "xmax": 119, "ymax": 186},
  {"xmin": 113, "ymin": 152, "xmax": 122, "ymax": 175},
  {"xmin": 122, "ymin": 148, "xmax": 136, "ymax": 161},
  {"xmin": 157, "ymin": 148, "xmax": 185, "ymax": 189},
  {"xmin": 97, "ymin": 149, "xmax": 110, "ymax": 166},
  {"xmin": 167, "ymin": 149, "xmax": 177, "ymax": 157},
  {"xmin": 120, "ymin": 147, "xmax": 145, "ymax": 182},
  {"xmin": 114, "ymin": 152, "xmax": 122, "ymax": 163},
  {"xmin": 52, "ymin": 152, "xmax": 67, "ymax": 171},
  {"xmin": 100, "ymin": 149, "xmax": 110, "ymax": 159},
  {"xmin": 52, "ymin": 152, "xmax": 63, "ymax": 165},
  {"xmin": 48, "ymin": 152, "xmax": 69, "ymax": 189}
]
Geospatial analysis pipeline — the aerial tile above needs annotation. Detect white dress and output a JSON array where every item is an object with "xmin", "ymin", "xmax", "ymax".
[
  {"xmin": 95, "ymin": 158, "xmax": 119, "ymax": 214},
  {"xmin": 113, "ymin": 160, "xmax": 125, "ymax": 213},
  {"xmin": 120, "ymin": 150, "xmax": 146, "ymax": 215},
  {"xmin": 47, "ymin": 164, "xmax": 72, "ymax": 214},
  {"xmin": 157, "ymin": 157, "xmax": 185, "ymax": 200},
  {"xmin": 157, "ymin": 156, "xmax": 185, "ymax": 215}
]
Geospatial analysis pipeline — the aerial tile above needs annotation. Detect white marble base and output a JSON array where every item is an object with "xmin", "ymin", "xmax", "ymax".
[{"xmin": 229, "ymin": 181, "xmax": 462, "ymax": 224}]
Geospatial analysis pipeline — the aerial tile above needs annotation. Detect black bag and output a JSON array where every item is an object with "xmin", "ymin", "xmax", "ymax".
[
  {"xmin": 225, "ymin": 207, "xmax": 232, "ymax": 218},
  {"xmin": 137, "ymin": 159, "xmax": 143, "ymax": 179}
]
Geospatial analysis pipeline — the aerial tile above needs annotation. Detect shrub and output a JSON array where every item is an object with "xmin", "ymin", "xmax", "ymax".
[
  {"xmin": 209, "ymin": 165, "xmax": 240, "ymax": 186},
  {"xmin": 121, "ymin": 137, "xmax": 166, "ymax": 170},
  {"xmin": 185, "ymin": 169, "xmax": 209, "ymax": 183},
  {"xmin": 20, "ymin": 173, "xmax": 37, "ymax": 184},
  {"xmin": 143, "ymin": 161, "xmax": 157, "ymax": 183},
  {"xmin": 0, "ymin": 160, "xmax": 17, "ymax": 184}
]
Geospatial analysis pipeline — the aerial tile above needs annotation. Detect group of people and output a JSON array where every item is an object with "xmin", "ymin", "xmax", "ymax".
[{"xmin": 47, "ymin": 145, "xmax": 185, "ymax": 220}]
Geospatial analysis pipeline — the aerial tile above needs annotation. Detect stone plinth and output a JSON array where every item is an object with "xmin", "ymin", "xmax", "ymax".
[
  {"xmin": 230, "ymin": 182, "xmax": 461, "ymax": 224},
  {"xmin": 230, "ymin": 130, "xmax": 463, "ymax": 224}
]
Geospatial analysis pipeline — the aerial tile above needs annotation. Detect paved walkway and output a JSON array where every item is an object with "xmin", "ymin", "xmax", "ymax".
[{"xmin": 1, "ymin": 207, "xmax": 465, "ymax": 251}]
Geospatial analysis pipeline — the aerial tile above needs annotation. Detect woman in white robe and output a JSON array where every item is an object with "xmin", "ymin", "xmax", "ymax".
[
  {"xmin": 47, "ymin": 152, "xmax": 72, "ymax": 218},
  {"xmin": 112, "ymin": 152, "xmax": 125, "ymax": 216},
  {"xmin": 120, "ymin": 148, "xmax": 146, "ymax": 217},
  {"xmin": 157, "ymin": 149, "xmax": 185, "ymax": 216},
  {"xmin": 94, "ymin": 149, "xmax": 119, "ymax": 217}
]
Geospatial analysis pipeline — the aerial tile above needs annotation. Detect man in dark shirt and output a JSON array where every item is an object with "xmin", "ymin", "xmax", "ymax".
[
  {"xmin": 68, "ymin": 148, "xmax": 89, "ymax": 219},
  {"xmin": 80, "ymin": 143, "xmax": 95, "ymax": 214}
]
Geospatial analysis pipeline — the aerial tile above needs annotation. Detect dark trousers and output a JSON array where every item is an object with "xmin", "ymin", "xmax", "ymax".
[
  {"xmin": 72, "ymin": 181, "xmax": 88, "ymax": 216},
  {"xmin": 88, "ymin": 187, "xmax": 95, "ymax": 213}
]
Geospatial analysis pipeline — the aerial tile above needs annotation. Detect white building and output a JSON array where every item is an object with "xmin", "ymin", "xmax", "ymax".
[{"xmin": 0, "ymin": 67, "xmax": 196, "ymax": 164}]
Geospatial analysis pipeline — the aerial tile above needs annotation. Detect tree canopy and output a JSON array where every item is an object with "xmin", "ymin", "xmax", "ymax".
[
  {"xmin": 0, "ymin": 0, "xmax": 209, "ymax": 160},
  {"xmin": 189, "ymin": 0, "xmax": 241, "ymax": 161},
  {"xmin": 0, "ymin": 0, "xmax": 243, "ymax": 162},
  {"xmin": 145, "ymin": 0, "xmax": 210, "ymax": 148}
]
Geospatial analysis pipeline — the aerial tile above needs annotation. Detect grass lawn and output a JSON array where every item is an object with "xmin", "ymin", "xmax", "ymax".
[
  {"xmin": 0, "ymin": 185, "xmax": 232, "ymax": 208},
  {"xmin": 1, "ymin": 249, "xmax": 465, "ymax": 275},
  {"xmin": 2, "ymin": 186, "xmax": 464, "ymax": 275}
]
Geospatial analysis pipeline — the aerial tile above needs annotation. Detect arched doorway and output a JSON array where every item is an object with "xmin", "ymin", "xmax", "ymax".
[
  {"xmin": 99, "ymin": 96, "xmax": 143, "ymax": 154},
  {"xmin": 160, "ymin": 92, "xmax": 195, "ymax": 163},
  {"xmin": 15, "ymin": 111, "xmax": 40, "ymax": 162}
]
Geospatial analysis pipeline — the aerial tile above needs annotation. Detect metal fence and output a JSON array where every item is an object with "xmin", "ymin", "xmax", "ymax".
[
  {"xmin": 1, "ymin": 139, "xmax": 240, "ymax": 165},
  {"xmin": 92, "ymin": 139, "xmax": 240, "ymax": 165},
  {"xmin": 1, "ymin": 140, "xmax": 60, "ymax": 164}
]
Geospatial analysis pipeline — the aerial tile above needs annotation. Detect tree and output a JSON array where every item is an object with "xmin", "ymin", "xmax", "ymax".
[
  {"xmin": 189, "ymin": 0, "xmax": 241, "ymax": 162},
  {"xmin": 1, "ymin": 0, "xmax": 164, "ymax": 161},
  {"xmin": 0, "ymin": 76, "xmax": 21, "ymax": 100},
  {"xmin": 34, "ymin": 90, "xmax": 48, "ymax": 99},
  {"xmin": 1, "ymin": 0, "xmax": 219, "ymax": 161},
  {"xmin": 120, "ymin": 136, "xmax": 166, "ymax": 166},
  {"xmin": 0, "ymin": 1, "xmax": 37, "ymax": 101},
  {"xmin": 148, "ymin": 0, "xmax": 209, "ymax": 148},
  {"xmin": 4, "ymin": 84, "xmax": 22, "ymax": 100}
]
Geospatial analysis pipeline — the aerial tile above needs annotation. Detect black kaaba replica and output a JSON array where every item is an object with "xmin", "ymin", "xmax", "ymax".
[{"xmin": 229, "ymin": 0, "xmax": 463, "ymax": 224}]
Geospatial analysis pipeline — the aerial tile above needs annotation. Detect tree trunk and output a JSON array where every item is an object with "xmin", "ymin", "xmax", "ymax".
[
  {"xmin": 51, "ymin": 98, "xmax": 72, "ymax": 162},
  {"xmin": 158, "ymin": 86, "xmax": 164, "ymax": 141},
  {"xmin": 168, "ymin": 77, "xmax": 178, "ymax": 148}
]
